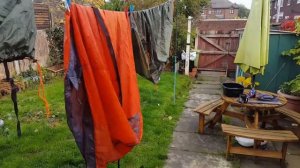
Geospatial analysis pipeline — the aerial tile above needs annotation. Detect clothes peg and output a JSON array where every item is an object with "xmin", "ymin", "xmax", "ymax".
[
  {"xmin": 65, "ymin": 0, "xmax": 71, "ymax": 11},
  {"xmin": 129, "ymin": 5, "xmax": 135, "ymax": 13}
]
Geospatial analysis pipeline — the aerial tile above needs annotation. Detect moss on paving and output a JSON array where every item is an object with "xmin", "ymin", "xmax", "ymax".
[{"xmin": 0, "ymin": 72, "xmax": 191, "ymax": 168}]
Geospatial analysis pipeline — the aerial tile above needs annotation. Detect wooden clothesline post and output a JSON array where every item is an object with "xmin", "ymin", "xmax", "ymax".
[
  {"xmin": 3, "ymin": 62, "xmax": 10, "ymax": 81},
  {"xmin": 184, "ymin": 16, "xmax": 193, "ymax": 76}
]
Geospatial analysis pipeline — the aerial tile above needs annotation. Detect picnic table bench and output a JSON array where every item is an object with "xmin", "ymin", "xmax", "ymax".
[
  {"xmin": 222, "ymin": 124, "xmax": 299, "ymax": 167},
  {"xmin": 193, "ymin": 90, "xmax": 300, "ymax": 166},
  {"xmin": 275, "ymin": 107, "xmax": 300, "ymax": 124},
  {"xmin": 194, "ymin": 98, "xmax": 224, "ymax": 134},
  {"xmin": 258, "ymin": 107, "xmax": 300, "ymax": 133}
]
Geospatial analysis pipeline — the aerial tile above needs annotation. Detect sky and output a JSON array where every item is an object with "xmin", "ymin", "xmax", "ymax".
[{"xmin": 229, "ymin": 0, "xmax": 252, "ymax": 9}]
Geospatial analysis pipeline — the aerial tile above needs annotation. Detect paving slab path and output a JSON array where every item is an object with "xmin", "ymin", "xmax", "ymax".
[
  {"xmin": 164, "ymin": 76, "xmax": 300, "ymax": 168},
  {"xmin": 164, "ymin": 76, "xmax": 232, "ymax": 168}
]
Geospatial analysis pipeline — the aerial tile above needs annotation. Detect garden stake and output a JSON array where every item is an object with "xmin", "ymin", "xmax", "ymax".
[{"xmin": 173, "ymin": 55, "xmax": 177, "ymax": 104}]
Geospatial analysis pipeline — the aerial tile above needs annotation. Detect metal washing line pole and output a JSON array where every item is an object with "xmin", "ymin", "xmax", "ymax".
[{"xmin": 173, "ymin": 0, "xmax": 179, "ymax": 104}]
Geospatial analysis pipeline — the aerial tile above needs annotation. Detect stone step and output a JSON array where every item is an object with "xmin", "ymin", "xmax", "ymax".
[
  {"xmin": 192, "ymin": 84, "xmax": 221, "ymax": 89},
  {"xmin": 197, "ymin": 74, "xmax": 227, "ymax": 82},
  {"xmin": 199, "ymin": 71, "xmax": 227, "ymax": 76},
  {"xmin": 194, "ymin": 80, "xmax": 221, "ymax": 85}
]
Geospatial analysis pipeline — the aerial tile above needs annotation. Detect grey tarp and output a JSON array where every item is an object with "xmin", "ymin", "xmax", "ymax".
[
  {"xmin": 130, "ymin": 0, "xmax": 174, "ymax": 83},
  {"xmin": 0, "ymin": 0, "xmax": 36, "ymax": 63}
]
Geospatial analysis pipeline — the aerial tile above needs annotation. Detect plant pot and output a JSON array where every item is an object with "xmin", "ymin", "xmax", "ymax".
[
  {"xmin": 189, "ymin": 68, "xmax": 198, "ymax": 78},
  {"xmin": 278, "ymin": 90, "xmax": 300, "ymax": 113},
  {"xmin": 223, "ymin": 83, "xmax": 244, "ymax": 97}
]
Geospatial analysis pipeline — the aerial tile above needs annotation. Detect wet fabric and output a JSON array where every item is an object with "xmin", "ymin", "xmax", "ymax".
[
  {"xmin": 64, "ymin": 4, "xmax": 143, "ymax": 167},
  {"xmin": 0, "ymin": 0, "xmax": 36, "ymax": 63},
  {"xmin": 130, "ymin": 0, "xmax": 174, "ymax": 83}
]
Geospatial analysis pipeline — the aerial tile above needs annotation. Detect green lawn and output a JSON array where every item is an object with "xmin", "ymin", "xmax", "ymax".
[{"xmin": 0, "ymin": 73, "xmax": 191, "ymax": 168}]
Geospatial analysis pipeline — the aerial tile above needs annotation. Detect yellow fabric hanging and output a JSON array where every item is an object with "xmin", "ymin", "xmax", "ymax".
[{"xmin": 234, "ymin": 0, "xmax": 270, "ymax": 75}]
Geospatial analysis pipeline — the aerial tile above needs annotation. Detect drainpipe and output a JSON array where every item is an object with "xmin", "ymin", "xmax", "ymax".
[
  {"xmin": 276, "ymin": 0, "xmax": 282, "ymax": 23},
  {"xmin": 185, "ymin": 16, "xmax": 193, "ymax": 76}
]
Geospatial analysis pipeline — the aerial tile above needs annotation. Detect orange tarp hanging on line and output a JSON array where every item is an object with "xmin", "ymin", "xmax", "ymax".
[{"xmin": 64, "ymin": 4, "xmax": 143, "ymax": 167}]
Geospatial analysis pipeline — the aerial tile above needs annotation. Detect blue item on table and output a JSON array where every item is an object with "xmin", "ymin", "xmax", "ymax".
[{"xmin": 257, "ymin": 94, "xmax": 277, "ymax": 101}]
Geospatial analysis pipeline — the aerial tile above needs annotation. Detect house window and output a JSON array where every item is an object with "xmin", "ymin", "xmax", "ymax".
[
  {"xmin": 208, "ymin": 10, "xmax": 211, "ymax": 14},
  {"xmin": 285, "ymin": 15, "xmax": 290, "ymax": 19},
  {"xmin": 216, "ymin": 10, "xmax": 222, "ymax": 14},
  {"xmin": 287, "ymin": 0, "xmax": 291, "ymax": 6},
  {"xmin": 230, "ymin": 9, "xmax": 234, "ymax": 14}
]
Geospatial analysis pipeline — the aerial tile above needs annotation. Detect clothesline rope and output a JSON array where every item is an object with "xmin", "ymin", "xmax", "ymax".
[
  {"xmin": 130, "ymin": 0, "xmax": 174, "ymax": 12},
  {"xmin": 65, "ymin": 0, "xmax": 173, "ymax": 12}
]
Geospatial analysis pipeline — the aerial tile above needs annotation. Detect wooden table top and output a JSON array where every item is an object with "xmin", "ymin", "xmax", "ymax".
[{"xmin": 221, "ymin": 89, "xmax": 287, "ymax": 110}]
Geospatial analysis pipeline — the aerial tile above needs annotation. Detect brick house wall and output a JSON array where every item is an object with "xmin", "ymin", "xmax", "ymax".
[
  {"xmin": 201, "ymin": 8, "xmax": 238, "ymax": 19},
  {"xmin": 224, "ymin": 8, "xmax": 239, "ymax": 19},
  {"xmin": 271, "ymin": 0, "xmax": 300, "ymax": 23},
  {"xmin": 200, "ymin": 0, "xmax": 239, "ymax": 20}
]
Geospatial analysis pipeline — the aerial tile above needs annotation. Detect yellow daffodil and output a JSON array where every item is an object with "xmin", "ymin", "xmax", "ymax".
[
  {"xmin": 236, "ymin": 76, "xmax": 259, "ymax": 88},
  {"xmin": 243, "ymin": 77, "xmax": 252, "ymax": 87},
  {"xmin": 236, "ymin": 76, "xmax": 245, "ymax": 83}
]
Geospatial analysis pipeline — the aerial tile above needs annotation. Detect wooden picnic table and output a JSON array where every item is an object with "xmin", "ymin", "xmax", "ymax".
[
  {"xmin": 210, "ymin": 90, "xmax": 288, "ymax": 129},
  {"xmin": 214, "ymin": 90, "xmax": 299, "ymax": 166},
  {"xmin": 194, "ymin": 89, "xmax": 298, "ymax": 165}
]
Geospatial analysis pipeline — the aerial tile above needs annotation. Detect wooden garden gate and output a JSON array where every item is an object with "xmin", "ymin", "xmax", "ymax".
[
  {"xmin": 195, "ymin": 19, "xmax": 247, "ymax": 76},
  {"xmin": 197, "ymin": 33, "xmax": 240, "ymax": 75}
]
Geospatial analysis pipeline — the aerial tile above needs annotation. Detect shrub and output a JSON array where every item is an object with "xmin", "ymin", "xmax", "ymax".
[
  {"xmin": 280, "ymin": 21, "xmax": 300, "ymax": 96},
  {"xmin": 46, "ymin": 27, "xmax": 64, "ymax": 66},
  {"xmin": 282, "ymin": 40, "xmax": 300, "ymax": 65},
  {"xmin": 15, "ymin": 65, "xmax": 53, "ymax": 88},
  {"xmin": 280, "ymin": 75, "xmax": 300, "ymax": 97}
]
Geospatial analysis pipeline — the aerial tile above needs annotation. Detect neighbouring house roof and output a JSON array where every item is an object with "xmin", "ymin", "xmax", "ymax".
[{"xmin": 211, "ymin": 0, "xmax": 239, "ymax": 9}]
